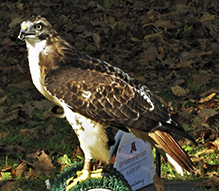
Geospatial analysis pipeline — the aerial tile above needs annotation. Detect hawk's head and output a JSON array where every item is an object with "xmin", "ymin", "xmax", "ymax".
[{"xmin": 18, "ymin": 16, "xmax": 55, "ymax": 43}]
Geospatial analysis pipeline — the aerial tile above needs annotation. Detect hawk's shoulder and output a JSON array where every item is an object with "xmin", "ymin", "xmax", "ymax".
[{"xmin": 44, "ymin": 53, "xmax": 171, "ymax": 132}]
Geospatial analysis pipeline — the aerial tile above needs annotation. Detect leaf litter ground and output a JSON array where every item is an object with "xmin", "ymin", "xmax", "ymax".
[{"xmin": 1, "ymin": 0, "xmax": 219, "ymax": 190}]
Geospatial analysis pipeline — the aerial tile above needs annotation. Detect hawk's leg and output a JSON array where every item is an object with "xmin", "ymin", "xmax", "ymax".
[
  {"xmin": 62, "ymin": 108, "xmax": 110, "ymax": 190},
  {"xmin": 63, "ymin": 160, "xmax": 103, "ymax": 191}
]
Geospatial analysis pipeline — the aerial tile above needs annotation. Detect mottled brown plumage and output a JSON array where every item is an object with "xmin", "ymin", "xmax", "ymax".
[{"xmin": 18, "ymin": 16, "xmax": 196, "ymax": 189}]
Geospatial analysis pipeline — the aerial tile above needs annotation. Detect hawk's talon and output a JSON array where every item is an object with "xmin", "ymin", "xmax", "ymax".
[{"xmin": 63, "ymin": 168, "xmax": 103, "ymax": 191}]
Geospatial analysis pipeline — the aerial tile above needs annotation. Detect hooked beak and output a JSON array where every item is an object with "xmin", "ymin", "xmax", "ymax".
[
  {"xmin": 18, "ymin": 25, "xmax": 35, "ymax": 41},
  {"xmin": 18, "ymin": 29, "xmax": 26, "ymax": 41}
]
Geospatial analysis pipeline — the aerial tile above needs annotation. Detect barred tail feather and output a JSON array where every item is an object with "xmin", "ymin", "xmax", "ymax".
[{"xmin": 149, "ymin": 130, "xmax": 195, "ymax": 173}]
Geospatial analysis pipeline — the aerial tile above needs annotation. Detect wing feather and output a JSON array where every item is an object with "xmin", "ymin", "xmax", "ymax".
[
  {"xmin": 46, "ymin": 63, "xmax": 153, "ymax": 121},
  {"xmin": 44, "ymin": 54, "xmax": 195, "ymax": 143}
]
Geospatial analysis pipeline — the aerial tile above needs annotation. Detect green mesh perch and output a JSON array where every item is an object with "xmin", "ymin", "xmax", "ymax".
[{"xmin": 51, "ymin": 161, "xmax": 133, "ymax": 191}]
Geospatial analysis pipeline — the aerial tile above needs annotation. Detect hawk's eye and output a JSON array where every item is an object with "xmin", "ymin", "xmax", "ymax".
[{"xmin": 35, "ymin": 23, "xmax": 43, "ymax": 31}]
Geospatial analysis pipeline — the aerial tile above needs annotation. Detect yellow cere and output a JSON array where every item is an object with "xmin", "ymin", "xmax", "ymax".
[{"xmin": 22, "ymin": 25, "xmax": 28, "ymax": 30}]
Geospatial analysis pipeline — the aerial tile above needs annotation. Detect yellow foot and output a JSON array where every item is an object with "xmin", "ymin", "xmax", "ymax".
[{"xmin": 63, "ymin": 168, "xmax": 103, "ymax": 191}]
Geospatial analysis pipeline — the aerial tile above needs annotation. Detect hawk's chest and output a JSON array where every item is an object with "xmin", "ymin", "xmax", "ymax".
[
  {"xmin": 27, "ymin": 41, "xmax": 45, "ymax": 94},
  {"xmin": 26, "ymin": 40, "xmax": 48, "ymax": 94},
  {"xmin": 26, "ymin": 40, "xmax": 61, "ymax": 106}
]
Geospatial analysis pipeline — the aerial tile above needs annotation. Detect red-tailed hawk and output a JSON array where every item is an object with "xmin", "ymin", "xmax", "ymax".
[{"xmin": 18, "ymin": 16, "xmax": 196, "ymax": 190}]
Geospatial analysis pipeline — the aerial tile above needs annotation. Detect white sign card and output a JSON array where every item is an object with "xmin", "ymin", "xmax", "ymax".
[{"xmin": 113, "ymin": 132, "xmax": 155, "ymax": 191}]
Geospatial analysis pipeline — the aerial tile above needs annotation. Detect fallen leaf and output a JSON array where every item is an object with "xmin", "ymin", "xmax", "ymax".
[
  {"xmin": 198, "ymin": 108, "xmax": 217, "ymax": 122},
  {"xmin": 0, "ymin": 131, "xmax": 10, "ymax": 139},
  {"xmin": 212, "ymin": 138, "xmax": 219, "ymax": 150},
  {"xmin": 130, "ymin": 37, "xmax": 141, "ymax": 42},
  {"xmin": 153, "ymin": 174, "xmax": 167, "ymax": 191},
  {"xmin": 192, "ymin": 73, "xmax": 211, "ymax": 86},
  {"xmin": 203, "ymin": 129, "xmax": 214, "ymax": 140},
  {"xmin": 73, "ymin": 146, "xmax": 84, "ymax": 160},
  {"xmin": 203, "ymin": 175, "xmax": 219, "ymax": 187},
  {"xmin": 199, "ymin": 93, "xmax": 216, "ymax": 103},
  {"xmin": 7, "ymin": 80, "xmax": 32, "ymax": 90},
  {"xmin": 201, "ymin": 89, "xmax": 219, "ymax": 97},
  {"xmin": 142, "ymin": 47, "xmax": 158, "ymax": 63},
  {"xmin": 25, "ymin": 168, "xmax": 38, "ymax": 180},
  {"xmin": 19, "ymin": 129, "xmax": 34, "ymax": 139},
  {"xmin": 92, "ymin": 33, "xmax": 100, "ymax": 49},
  {"xmin": 1, "ymin": 181, "xmax": 20, "ymax": 191},
  {"xmin": 144, "ymin": 31, "xmax": 163, "ymax": 41},
  {"xmin": 15, "ymin": 161, "xmax": 27, "ymax": 177},
  {"xmin": 0, "ymin": 167, "xmax": 16, "ymax": 181},
  {"xmin": 178, "ymin": 110, "xmax": 193, "ymax": 121},
  {"xmin": 24, "ymin": 99, "xmax": 54, "ymax": 116},
  {"xmin": 0, "ymin": 109, "xmax": 19, "ymax": 123},
  {"xmin": 206, "ymin": 113, "xmax": 219, "ymax": 126},
  {"xmin": 45, "ymin": 124, "xmax": 54, "ymax": 135},
  {"xmin": 155, "ymin": 20, "xmax": 176, "ymax": 29},
  {"xmin": 8, "ymin": 15, "xmax": 24, "ymax": 28},
  {"xmin": 176, "ymin": 61, "xmax": 192, "ymax": 69},
  {"xmin": 157, "ymin": 46, "xmax": 164, "ymax": 60},
  {"xmin": 16, "ymin": 3, "xmax": 24, "ymax": 11},
  {"xmin": 73, "ymin": 25, "xmax": 86, "ymax": 33},
  {"xmin": 32, "ymin": 150, "xmax": 54, "ymax": 176},
  {"xmin": 194, "ymin": 159, "xmax": 205, "ymax": 176},
  {"xmin": 106, "ymin": 16, "xmax": 115, "ymax": 25},
  {"xmin": 138, "ymin": 14, "xmax": 150, "ymax": 25},
  {"xmin": 171, "ymin": 85, "xmax": 188, "ymax": 97},
  {"xmin": 206, "ymin": 142, "xmax": 217, "ymax": 149},
  {"xmin": 0, "ymin": 95, "xmax": 8, "ymax": 104},
  {"xmin": 194, "ymin": 148, "xmax": 215, "ymax": 158},
  {"xmin": 204, "ymin": 163, "xmax": 219, "ymax": 171},
  {"xmin": 199, "ymin": 12, "xmax": 215, "ymax": 23}
]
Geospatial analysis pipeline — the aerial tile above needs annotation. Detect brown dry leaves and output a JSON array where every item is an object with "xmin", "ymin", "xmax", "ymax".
[
  {"xmin": 1, "ymin": 0, "xmax": 219, "ymax": 190},
  {"xmin": 0, "ymin": 149, "xmax": 58, "ymax": 180},
  {"xmin": 168, "ymin": 90, "xmax": 219, "ymax": 189}
]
